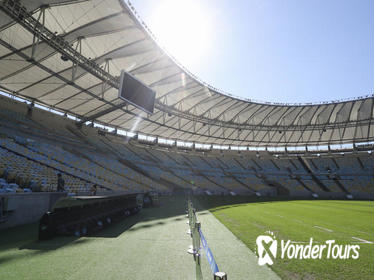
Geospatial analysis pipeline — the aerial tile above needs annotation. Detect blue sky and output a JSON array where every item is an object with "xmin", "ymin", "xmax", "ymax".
[{"xmin": 132, "ymin": 0, "xmax": 374, "ymax": 103}]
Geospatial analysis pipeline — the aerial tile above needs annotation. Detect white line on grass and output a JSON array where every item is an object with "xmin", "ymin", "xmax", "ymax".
[
  {"xmin": 351, "ymin": 237, "xmax": 374, "ymax": 244},
  {"xmin": 356, "ymin": 230, "xmax": 374, "ymax": 236},
  {"xmin": 314, "ymin": 225, "xmax": 333, "ymax": 232}
]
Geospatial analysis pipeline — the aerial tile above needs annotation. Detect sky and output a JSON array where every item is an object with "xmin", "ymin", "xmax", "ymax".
[{"xmin": 132, "ymin": 0, "xmax": 374, "ymax": 103}]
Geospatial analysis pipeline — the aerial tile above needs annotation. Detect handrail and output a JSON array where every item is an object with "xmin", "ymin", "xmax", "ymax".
[{"xmin": 186, "ymin": 199, "xmax": 227, "ymax": 280}]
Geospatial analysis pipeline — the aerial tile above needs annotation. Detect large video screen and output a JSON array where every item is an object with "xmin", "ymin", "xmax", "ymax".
[{"xmin": 118, "ymin": 70, "xmax": 155, "ymax": 114}]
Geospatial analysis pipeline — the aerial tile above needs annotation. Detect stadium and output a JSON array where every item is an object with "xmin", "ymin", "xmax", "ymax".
[{"xmin": 0, "ymin": 0, "xmax": 373, "ymax": 279}]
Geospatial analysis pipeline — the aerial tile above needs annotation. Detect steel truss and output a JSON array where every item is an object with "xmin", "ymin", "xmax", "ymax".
[{"xmin": 0, "ymin": 0, "xmax": 373, "ymax": 147}]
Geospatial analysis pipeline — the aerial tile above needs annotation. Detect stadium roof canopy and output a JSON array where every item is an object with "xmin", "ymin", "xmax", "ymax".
[{"xmin": 0, "ymin": 0, "xmax": 374, "ymax": 147}]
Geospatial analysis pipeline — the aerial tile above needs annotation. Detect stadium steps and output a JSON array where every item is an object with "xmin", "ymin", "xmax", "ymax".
[
  {"xmin": 197, "ymin": 172, "xmax": 231, "ymax": 192},
  {"xmin": 299, "ymin": 179, "xmax": 323, "ymax": 193},
  {"xmin": 295, "ymin": 177, "xmax": 314, "ymax": 193},
  {"xmin": 117, "ymin": 158, "xmax": 177, "ymax": 191},
  {"xmin": 215, "ymin": 157, "xmax": 230, "ymax": 169},
  {"xmin": 270, "ymin": 159, "xmax": 280, "ymax": 171},
  {"xmin": 0, "ymin": 141, "xmax": 106, "ymax": 191},
  {"xmin": 298, "ymin": 157, "xmax": 330, "ymax": 192},
  {"xmin": 118, "ymin": 158, "xmax": 151, "ymax": 178},
  {"xmin": 166, "ymin": 156, "xmax": 231, "ymax": 192},
  {"xmin": 98, "ymin": 140, "xmax": 175, "ymax": 192},
  {"xmin": 262, "ymin": 179, "xmax": 290, "ymax": 195},
  {"xmin": 149, "ymin": 148, "xmax": 183, "ymax": 166},
  {"xmin": 65, "ymin": 125, "xmax": 93, "ymax": 147},
  {"xmin": 68, "ymin": 126, "xmax": 121, "ymax": 157},
  {"xmin": 177, "ymin": 159, "xmax": 230, "ymax": 192},
  {"xmin": 285, "ymin": 168, "xmax": 313, "ymax": 193},
  {"xmin": 0, "ymin": 107, "xmax": 48, "ymax": 132},
  {"xmin": 288, "ymin": 159, "xmax": 300, "ymax": 170},
  {"xmin": 356, "ymin": 157, "xmax": 365, "ymax": 170},
  {"xmin": 180, "ymin": 153, "xmax": 199, "ymax": 168},
  {"xmin": 199, "ymin": 156, "xmax": 215, "ymax": 168},
  {"xmin": 0, "ymin": 117, "xmax": 84, "ymax": 150},
  {"xmin": 142, "ymin": 148, "xmax": 164, "ymax": 163},
  {"xmin": 214, "ymin": 163, "xmax": 255, "ymax": 193},
  {"xmin": 147, "ymin": 165, "xmax": 196, "ymax": 190},
  {"xmin": 64, "ymin": 147, "xmax": 152, "ymax": 191},
  {"xmin": 331, "ymin": 158, "xmax": 340, "ymax": 170},
  {"xmin": 66, "ymin": 125, "xmax": 116, "ymax": 155},
  {"xmin": 125, "ymin": 144, "xmax": 159, "ymax": 163},
  {"xmin": 224, "ymin": 173, "xmax": 256, "ymax": 193},
  {"xmin": 233, "ymin": 157, "xmax": 247, "ymax": 170},
  {"xmin": 65, "ymin": 134, "xmax": 165, "ymax": 191},
  {"xmin": 62, "ymin": 146, "xmax": 94, "ymax": 163},
  {"xmin": 158, "ymin": 167, "xmax": 202, "ymax": 190},
  {"xmin": 143, "ymin": 148, "xmax": 169, "ymax": 164},
  {"xmin": 251, "ymin": 158, "xmax": 263, "ymax": 170},
  {"xmin": 166, "ymin": 152, "xmax": 185, "ymax": 165},
  {"xmin": 333, "ymin": 177, "xmax": 349, "ymax": 193},
  {"xmin": 309, "ymin": 158, "xmax": 320, "ymax": 170}
]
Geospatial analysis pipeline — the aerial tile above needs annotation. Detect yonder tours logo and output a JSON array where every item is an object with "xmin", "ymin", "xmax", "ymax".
[{"xmin": 255, "ymin": 231, "xmax": 360, "ymax": 266}]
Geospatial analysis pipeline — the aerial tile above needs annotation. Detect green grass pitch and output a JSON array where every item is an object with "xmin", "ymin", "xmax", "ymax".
[
  {"xmin": 0, "ymin": 198, "xmax": 373, "ymax": 280},
  {"xmin": 209, "ymin": 200, "xmax": 374, "ymax": 280}
]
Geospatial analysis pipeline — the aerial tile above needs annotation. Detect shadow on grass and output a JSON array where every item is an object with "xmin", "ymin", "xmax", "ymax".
[
  {"xmin": 0, "ymin": 194, "xmax": 271, "ymax": 266},
  {"xmin": 0, "ymin": 248, "xmax": 42, "ymax": 265},
  {"xmin": 0, "ymin": 196, "xmax": 190, "ymax": 257},
  {"xmin": 0, "ymin": 195, "xmax": 313, "ymax": 266},
  {"xmin": 0, "ymin": 195, "xmax": 296, "ymax": 253},
  {"xmin": 19, "ymin": 236, "xmax": 89, "ymax": 251},
  {"xmin": 89, "ymin": 212, "xmax": 145, "ymax": 238}
]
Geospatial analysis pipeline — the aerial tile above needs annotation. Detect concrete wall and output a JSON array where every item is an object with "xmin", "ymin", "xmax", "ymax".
[{"xmin": 0, "ymin": 192, "xmax": 66, "ymax": 230}]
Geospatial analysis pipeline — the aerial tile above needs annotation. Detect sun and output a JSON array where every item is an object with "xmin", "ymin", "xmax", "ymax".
[{"xmin": 149, "ymin": 0, "xmax": 211, "ymax": 67}]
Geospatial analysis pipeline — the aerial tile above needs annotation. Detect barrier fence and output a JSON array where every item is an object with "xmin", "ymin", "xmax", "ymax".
[{"xmin": 186, "ymin": 199, "xmax": 227, "ymax": 280}]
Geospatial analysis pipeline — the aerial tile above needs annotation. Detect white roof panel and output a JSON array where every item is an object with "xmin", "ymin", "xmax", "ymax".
[{"xmin": 0, "ymin": 0, "xmax": 373, "ymax": 146}]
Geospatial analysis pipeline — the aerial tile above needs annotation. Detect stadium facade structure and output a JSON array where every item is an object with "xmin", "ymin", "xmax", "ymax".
[
  {"xmin": 1, "ymin": 95, "xmax": 374, "ymax": 199},
  {"xmin": 0, "ymin": 0, "xmax": 373, "ymax": 199},
  {"xmin": 0, "ymin": 0, "xmax": 374, "ymax": 149}
]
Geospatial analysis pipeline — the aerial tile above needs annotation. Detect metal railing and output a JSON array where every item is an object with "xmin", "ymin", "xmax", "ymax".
[{"xmin": 186, "ymin": 199, "xmax": 227, "ymax": 280}]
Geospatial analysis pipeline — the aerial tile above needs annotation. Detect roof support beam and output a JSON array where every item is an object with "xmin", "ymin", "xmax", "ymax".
[
  {"xmin": 101, "ymin": 58, "xmax": 111, "ymax": 99},
  {"xmin": 30, "ymin": 5, "xmax": 46, "ymax": 60},
  {"xmin": 77, "ymin": 103, "xmax": 126, "ymax": 126},
  {"xmin": 0, "ymin": 37, "xmax": 124, "ymax": 122},
  {"xmin": 0, "ymin": 0, "xmax": 120, "ymax": 89}
]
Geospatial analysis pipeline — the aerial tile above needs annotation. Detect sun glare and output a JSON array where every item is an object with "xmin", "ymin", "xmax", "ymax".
[{"xmin": 150, "ymin": 0, "xmax": 211, "ymax": 67}]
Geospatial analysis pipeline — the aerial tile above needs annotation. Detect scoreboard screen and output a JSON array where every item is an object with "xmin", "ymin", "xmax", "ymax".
[{"xmin": 118, "ymin": 70, "xmax": 155, "ymax": 114}]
